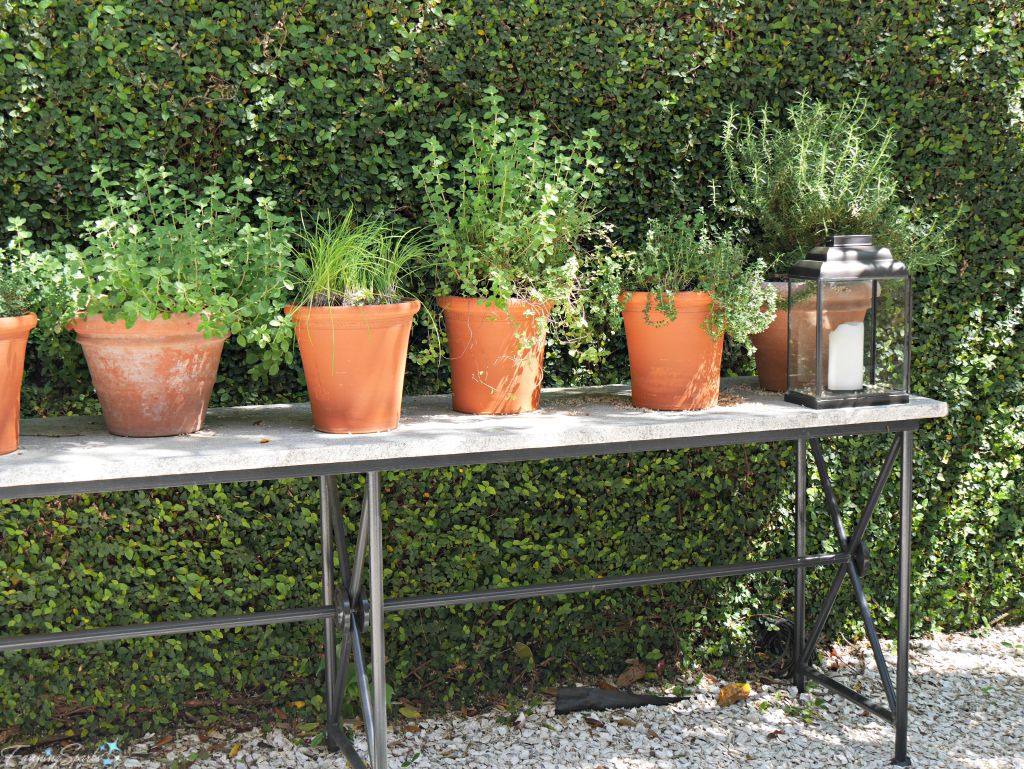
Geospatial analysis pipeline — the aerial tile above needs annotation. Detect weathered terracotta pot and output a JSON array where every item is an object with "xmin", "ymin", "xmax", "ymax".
[
  {"xmin": 621, "ymin": 291, "xmax": 723, "ymax": 411},
  {"xmin": 749, "ymin": 282, "xmax": 873, "ymax": 391},
  {"xmin": 70, "ymin": 313, "xmax": 227, "ymax": 437},
  {"xmin": 0, "ymin": 313, "xmax": 37, "ymax": 455},
  {"xmin": 288, "ymin": 301, "xmax": 420, "ymax": 434},
  {"xmin": 439, "ymin": 296, "xmax": 552, "ymax": 415}
]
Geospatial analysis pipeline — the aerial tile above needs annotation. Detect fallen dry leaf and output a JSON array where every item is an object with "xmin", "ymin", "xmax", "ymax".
[
  {"xmin": 598, "ymin": 680, "xmax": 619, "ymax": 691},
  {"xmin": 196, "ymin": 732, "xmax": 209, "ymax": 743},
  {"xmin": 273, "ymin": 707, "xmax": 287, "ymax": 720},
  {"xmin": 228, "ymin": 744, "xmax": 241, "ymax": 758},
  {"xmin": 584, "ymin": 717, "xmax": 604, "ymax": 727},
  {"xmin": 288, "ymin": 701, "xmax": 306, "ymax": 709},
  {"xmin": 404, "ymin": 725, "xmax": 421, "ymax": 733},
  {"xmin": 543, "ymin": 688, "xmax": 557, "ymax": 696},
  {"xmin": 615, "ymin": 662, "xmax": 647, "ymax": 689},
  {"xmin": 154, "ymin": 735, "xmax": 174, "ymax": 748},
  {"xmin": 615, "ymin": 718, "xmax": 637, "ymax": 727},
  {"xmin": 461, "ymin": 705, "xmax": 468, "ymax": 717},
  {"xmin": 647, "ymin": 728, "xmax": 659, "ymax": 739},
  {"xmin": 767, "ymin": 730, "xmax": 783, "ymax": 740},
  {"xmin": 260, "ymin": 439, "xmax": 270, "ymax": 444},
  {"xmin": 717, "ymin": 682, "xmax": 752, "ymax": 707},
  {"xmin": 399, "ymin": 707, "xmax": 421, "ymax": 719}
]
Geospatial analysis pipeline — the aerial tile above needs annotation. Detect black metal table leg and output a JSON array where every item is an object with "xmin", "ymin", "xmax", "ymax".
[
  {"xmin": 794, "ymin": 438, "xmax": 807, "ymax": 692},
  {"xmin": 893, "ymin": 429, "xmax": 913, "ymax": 766}
]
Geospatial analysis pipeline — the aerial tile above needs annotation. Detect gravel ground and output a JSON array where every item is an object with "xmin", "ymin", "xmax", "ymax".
[{"xmin": 6, "ymin": 625, "xmax": 1023, "ymax": 769}]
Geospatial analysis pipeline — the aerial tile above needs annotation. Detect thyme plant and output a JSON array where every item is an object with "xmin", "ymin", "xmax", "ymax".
[
  {"xmin": 715, "ymin": 96, "xmax": 958, "ymax": 273},
  {"xmin": 414, "ymin": 88, "xmax": 606, "ymax": 357},
  {"xmin": 68, "ymin": 166, "xmax": 295, "ymax": 378},
  {"xmin": 599, "ymin": 213, "xmax": 776, "ymax": 349}
]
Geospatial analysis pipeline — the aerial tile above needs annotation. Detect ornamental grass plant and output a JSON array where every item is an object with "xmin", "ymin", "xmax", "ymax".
[{"xmin": 715, "ymin": 96, "xmax": 959, "ymax": 273}]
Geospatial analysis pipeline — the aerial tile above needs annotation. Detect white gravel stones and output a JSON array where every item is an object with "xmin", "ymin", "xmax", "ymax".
[{"xmin": 5, "ymin": 626, "xmax": 1022, "ymax": 768}]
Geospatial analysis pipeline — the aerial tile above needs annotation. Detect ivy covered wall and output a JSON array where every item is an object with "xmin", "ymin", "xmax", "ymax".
[{"xmin": 1, "ymin": 0, "xmax": 1022, "ymax": 740}]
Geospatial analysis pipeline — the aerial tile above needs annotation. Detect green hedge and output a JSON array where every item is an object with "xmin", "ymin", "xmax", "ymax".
[{"xmin": 2, "ymin": 0, "xmax": 1023, "ymax": 741}]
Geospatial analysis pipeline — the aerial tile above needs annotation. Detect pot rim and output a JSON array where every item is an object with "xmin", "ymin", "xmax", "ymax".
[
  {"xmin": 68, "ymin": 311, "xmax": 228, "ymax": 339},
  {"xmin": 618, "ymin": 290, "xmax": 714, "ymax": 311},
  {"xmin": 286, "ymin": 298, "xmax": 421, "ymax": 315},
  {"xmin": 437, "ymin": 295, "xmax": 555, "ymax": 316}
]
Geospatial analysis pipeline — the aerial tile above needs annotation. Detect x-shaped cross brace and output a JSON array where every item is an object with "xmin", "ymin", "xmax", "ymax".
[
  {"xmin": 319, "ymin": 473, "xmax": 387, "ymax": 769},
  {"xmin": 792, "ymin": 432, "xmax": 914, "ymax": 766}
]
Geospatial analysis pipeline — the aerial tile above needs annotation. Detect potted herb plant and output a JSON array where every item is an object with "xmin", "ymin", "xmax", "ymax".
[
  {"xmin": 64, "ymin": 167, "xmax": 294, "ymax": 438},
  {"xmin": 716, "ymin": 97, "xmax": 957, "ymax": 391},
  {"xmin": 414, "ymin": 88, "xmax": 605, "ymax": 414},
  {"xmin": 0, "ymin": 218, "xmax": 69, "ymax": 454},
  {"xmin": 286, "ymin": 210, "xmax": 425, "ymax": 434},
  {"xmin": 601, "ymin": 214, "xmax": 775, "ymax": 410}
]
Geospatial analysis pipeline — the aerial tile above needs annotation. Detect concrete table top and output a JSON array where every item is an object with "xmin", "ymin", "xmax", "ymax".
[{"xmin": 0, "ymin": 377, "xmax": 947, "ymax": 498}]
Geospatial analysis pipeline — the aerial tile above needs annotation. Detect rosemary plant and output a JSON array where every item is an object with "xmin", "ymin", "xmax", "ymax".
[{"xmin": 715, "ymin": 96, "xmax": 958, "ymax": 273}]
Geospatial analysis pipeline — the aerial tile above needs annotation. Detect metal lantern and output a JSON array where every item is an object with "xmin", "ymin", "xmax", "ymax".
[{"xmin": 784, "ymin": 235, "xmax": 911, "ymax": 409}]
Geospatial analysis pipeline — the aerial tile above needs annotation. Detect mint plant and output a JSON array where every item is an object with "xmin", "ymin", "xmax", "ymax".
[{"xmin": 67, "ymin": 166, "xmax": 295, "ymax": 378}]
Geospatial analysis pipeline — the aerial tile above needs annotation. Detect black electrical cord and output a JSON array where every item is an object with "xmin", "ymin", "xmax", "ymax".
[{"xmin": 754, "ymin": 619, "xmax": 797, "ymax": 678}]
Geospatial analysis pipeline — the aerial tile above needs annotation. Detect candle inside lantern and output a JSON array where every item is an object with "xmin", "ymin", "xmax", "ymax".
[{"xmin": 827, "ymin": 321, "xmax": 864, "ymax": 391}]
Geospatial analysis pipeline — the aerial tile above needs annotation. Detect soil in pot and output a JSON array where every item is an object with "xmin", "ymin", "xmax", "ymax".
[
  {"xmin": 0, "ymin": 313, "xmax": 37, "ymax": 455},
  {"xmin": 289, "ymin": 300, "xmax": 420, "ymax": 434},
  {"xmin": 70, "ymin": 313, "xmax": 227, "ymax": 438},
  {"xmin": 439, "ymin": 296, "xmax": 552, "ymax": 415},
  {"xmin": 749, "ymin": 281, "xmax": 873, "ymax": 392},
  {"xmin": 621, "ymin": 292, "xmax": 723, "ymax": 411}
]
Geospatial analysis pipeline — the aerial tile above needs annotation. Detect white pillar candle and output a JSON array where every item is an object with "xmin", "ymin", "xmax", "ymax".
[{"xmin": 827, "ymin": 321, "xmax": 864, "ymax": 391}]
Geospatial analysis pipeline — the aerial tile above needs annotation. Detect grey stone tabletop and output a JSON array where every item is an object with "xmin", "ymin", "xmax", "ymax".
[{"xmin": 0, "ymin": 377, "xmax": 947, "ymax": 496}]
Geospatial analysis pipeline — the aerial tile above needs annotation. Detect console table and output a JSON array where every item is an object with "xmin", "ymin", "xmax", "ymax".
[{"xmin": 0, "ymin": 377, "xmax": 948, "ymax": 767}]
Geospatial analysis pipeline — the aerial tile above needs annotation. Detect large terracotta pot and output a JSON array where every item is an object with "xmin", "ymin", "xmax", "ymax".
[
  {"xmin": 621, "ymin": 291, "xmax": 723, "ymax": 411},
  {"xmin": 749, "ymin": 281, "xmax": 873, "ymax": 392},
  {"xmin": 439, "ymin": 296, "xmax": 552, "ymax": 415},
  {"xmin": 70, "ymin": 313, "xmax": 227, "ymax": 437},
  {"xmin": 288, "ymin": 301, "xmax": 420, "ymax": 434},
  {"xmin": 0, "ymin": 313, "xmax": 37, "ymax": 455}
]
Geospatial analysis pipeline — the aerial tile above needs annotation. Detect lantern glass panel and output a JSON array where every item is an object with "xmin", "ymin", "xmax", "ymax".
[{"xmin": 867, "ymin": 277, "xmax": 909, "ymax": 395}]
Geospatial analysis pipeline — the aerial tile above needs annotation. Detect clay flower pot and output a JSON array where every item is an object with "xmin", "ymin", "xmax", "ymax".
[
  {"xmin": 749, "ymin": 282, "xmax": 873, "ymax": 392},
  {"xmin": 288, "ymin": 301, "xmax": 421, "ymax": 434},
  {"xmin": 439, "ymin": 296, "xmax": 552, "ymax": 415},
  {"xmin": 70, "ymin": 313, "xmax": 227, "ymax": 437},
  {"xmin": 0, "ymin": 313, "xmax": 37, "ymax": 455},
  {"xmin": 621, "ymin": 291, "xmax": 723, "ymax": 411}
]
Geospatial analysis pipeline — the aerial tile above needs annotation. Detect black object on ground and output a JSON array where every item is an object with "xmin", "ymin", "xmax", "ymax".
[{"xmin": 554, "ymin": 687, "xmax": 688, "ymax": 714}]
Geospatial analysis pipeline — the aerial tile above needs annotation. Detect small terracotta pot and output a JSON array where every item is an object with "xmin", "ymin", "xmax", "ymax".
[
  {"xmin": 749, "ymin": 282, "xmax": 873, "ymax": 391},
  {"xmin": 288, "ymin": 301, "xmax": 420, "ymax": 434},
  {"xmin": 0, "ymin": 313, "xmax": 37, "ymax": 455},
  {"xmin": 621, "ymin": 292, "xmax": 723, "ymax": 411},
  {"xmin": 70, "ymin": 313, "xmax": 227, "ymax": 437},
  {"xmin": 439, "ymin": 296, "xmax": 552, "ymax": 415}
]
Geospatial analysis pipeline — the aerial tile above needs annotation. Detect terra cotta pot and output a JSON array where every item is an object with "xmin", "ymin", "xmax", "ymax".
[
  {"xmin": 749, "ymin": 281, "xmax": 873, "ymax": 392},
  {"xmin": 70, "ymin": 313, "xmax": 227, "ymax": 437},
  {"xmin": 288, "ymin": 301, "xmax": 420, "ymax": 434},
  {"xmin": 439, "ymin": 296, "xmax": 552, "ymax": 415},
  {"xmin": 621, "ymin": 291, "xmax": 723, "ymax": 411},
  {"xmin": 0, "ymin": 313, "xmax": 37, "ymax": 455}
]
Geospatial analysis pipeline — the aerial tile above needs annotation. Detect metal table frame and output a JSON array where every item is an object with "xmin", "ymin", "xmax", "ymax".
[{"xmin": 0, "ymin": 419, "xmax": 919, "ymax": 767}]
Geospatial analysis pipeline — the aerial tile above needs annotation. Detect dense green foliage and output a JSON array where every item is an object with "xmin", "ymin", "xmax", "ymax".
[
  {"xmin": 599, "ymin": 213, "xmax": 775, "ymax": 347},
  {"xmin": 1, "ymin": 0, "xmax": 1023, "ymax": 743}
]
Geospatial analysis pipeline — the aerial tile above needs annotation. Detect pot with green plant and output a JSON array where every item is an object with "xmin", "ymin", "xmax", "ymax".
[
  {"xmin": 414, "ymin": 88, "xmax": 605, "ymax": 415},
  {"xmin": 603, "ymin": 214, "xmax": 775, "ymax": 411},
  {"xmin": 0, "ymin": 218, "xmax": 69, "ymax": 454},
  {"xmin": 65, "ymin": 168, "xmax": 294, "ymax": 438},
  {"xmin": 286, "ymin": 210, "xmax": 424, "ymax": 434},
  {"xmin": 716, "ymin": 96, "xmax": 958, "ymax": 391}
]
